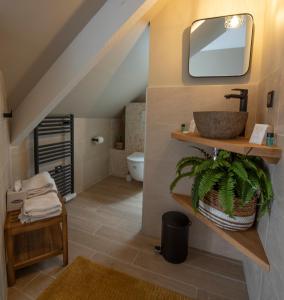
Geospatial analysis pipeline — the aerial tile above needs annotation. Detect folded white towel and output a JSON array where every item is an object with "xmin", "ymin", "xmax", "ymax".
[
  {"xmin": 23, "ymin": 192, "xmax": 62, "ymax": 214},
  {"xmin": 21, "ymin": 172, "xmax": 57, "ymax": 198},
  {"xmin": 19, "ymin": 208, "xmax": 62, "ymax": 224},
  {"xmin": 17, "ymin": 172, "xmax": 62, "ymax": 224},
  {"xmin": 22, "ymin": 172, "xmax": 53, "ymax": 190},
  {"xmin": 23, "ymin": 206, "xmax": 61, "ymax": 217},
  {"xmin": 25, "ymin": 182, "xmax": 57, "ymax": 199}
]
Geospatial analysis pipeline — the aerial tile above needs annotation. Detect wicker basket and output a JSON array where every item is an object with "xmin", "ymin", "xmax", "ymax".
[{"xmin": 199, "ymin": 190, "xmax": 256, "ymax": 231}]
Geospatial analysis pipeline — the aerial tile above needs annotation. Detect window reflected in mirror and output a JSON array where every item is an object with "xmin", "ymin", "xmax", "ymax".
[{"xmin": 189, "ymin": 14, "xmax": 254, "ymax": 77}]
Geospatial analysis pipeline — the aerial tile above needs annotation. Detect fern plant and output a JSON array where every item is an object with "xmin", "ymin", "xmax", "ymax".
[{"xmin": 170, "ymin": 147, "xmax": 273, "ymax": 218}]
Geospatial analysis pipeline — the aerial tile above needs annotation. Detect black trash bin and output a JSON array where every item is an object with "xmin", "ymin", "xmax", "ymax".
[{"xmin": 160, "ymin": 211, "xmax": 191, "ymax": 264}]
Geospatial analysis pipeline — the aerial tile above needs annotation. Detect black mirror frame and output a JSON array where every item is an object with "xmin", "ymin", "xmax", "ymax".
[{"xmin": 188, "ymin": 13, "xmax": 254, "ymax": 78}]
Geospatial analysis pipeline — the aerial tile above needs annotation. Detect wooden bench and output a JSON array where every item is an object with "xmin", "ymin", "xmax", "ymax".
[{"xmin": 4, "ymin": 202, "xmax": 68, "ymax": 286}]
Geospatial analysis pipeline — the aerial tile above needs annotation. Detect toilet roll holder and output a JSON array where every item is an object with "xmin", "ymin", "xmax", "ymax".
[{"xmin": 91, "ymin": 136, "xmax": 104, "ymax": 144}]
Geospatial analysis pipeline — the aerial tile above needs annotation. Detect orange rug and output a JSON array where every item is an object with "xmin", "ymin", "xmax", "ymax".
[{"xmin": 38, "ymin": 256, "xmax": 192, "ymax": 300}]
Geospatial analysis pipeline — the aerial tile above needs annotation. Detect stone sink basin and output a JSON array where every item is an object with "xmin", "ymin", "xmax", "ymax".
[{"xmin": 193, "ymin": 111, "xmax": 248, "ymax": 139}]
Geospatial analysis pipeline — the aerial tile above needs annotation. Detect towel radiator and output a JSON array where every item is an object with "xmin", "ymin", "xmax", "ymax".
[{"xmin": 34, "ymin": 114, "xmax": 74, "ymax": 196}]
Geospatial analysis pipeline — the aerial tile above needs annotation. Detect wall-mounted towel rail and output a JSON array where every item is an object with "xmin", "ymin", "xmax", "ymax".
[{"xmin": 34, "ymin": 115, "xmax": 74, "ymax": 196}]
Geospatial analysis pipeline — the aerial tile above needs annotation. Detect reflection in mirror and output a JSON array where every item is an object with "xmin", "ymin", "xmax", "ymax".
[{"xmin": 189, "ymin": 14, "xmax": 254, "ymax": 77}]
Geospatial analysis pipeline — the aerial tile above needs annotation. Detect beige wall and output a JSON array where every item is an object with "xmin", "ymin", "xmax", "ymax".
[
  {"xmin": 74, "ymin": 118, "xmax": 114, "ymax": 193},
  {"xmin": 0, "ymin": 72, "xmax": 11, "ymax": 300},
  {"xmin": 142, "ymin": 0, "xmax": 263, "ymax": 259},
  {"xmin": 10, "ymin": 136, "xmax": 34, "ymax": 183},
  {"xmin": 244, "ymin": 0, "xmax": 284, "ymax": 299},
  {"xmin": 110, "ymin": 149, "xmax": 128, "ymax": 178}
]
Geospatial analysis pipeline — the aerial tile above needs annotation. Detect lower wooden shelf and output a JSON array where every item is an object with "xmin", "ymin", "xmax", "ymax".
[
  {"xmin": 172, "ymin": 193, "xmax": 270, "ymax": 271},
  {"xmin": 13, "ymin": 224, "xmax": 63, "ymax": 269}
]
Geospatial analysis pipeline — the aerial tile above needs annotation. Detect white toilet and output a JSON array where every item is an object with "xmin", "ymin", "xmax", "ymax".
[{"xmin": 127, "ymin": 152, "xmax": 144, "ymax": 182}]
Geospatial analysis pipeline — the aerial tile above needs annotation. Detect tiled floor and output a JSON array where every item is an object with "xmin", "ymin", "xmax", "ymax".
[{"xmin": 8, "ymin": 176, "xmax": 249, "ymax": 300}]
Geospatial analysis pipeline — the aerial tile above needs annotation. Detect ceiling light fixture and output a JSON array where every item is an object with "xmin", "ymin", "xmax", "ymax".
[{"xmin": 224, "ymin": 15, "xmax": 244, "ymax": 29}]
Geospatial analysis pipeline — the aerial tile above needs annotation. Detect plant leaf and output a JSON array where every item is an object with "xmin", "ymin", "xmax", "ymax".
[
  {"xmin": 194, "ymin": 159, "xmax": 214, "ymax": 174},
  {"xmin": 230, "ymin": 161, "xmax": 248, "ymax": 181},
  {"xmin": 176, "ymin": 157, "xmax": 204, "ymax": 174},
  {"xmin": 241, "ymin": 158, "xmax": 258, "ymax": 172},
  {"xmin": 212, "ymin": 159, "xmax": 231, "ymax": 169},
  {"xmin": 218, "ymin": 174, "xmax": 236, "ymax": 217},
  {"xmin": 217, "ymin": 150, "xmax": 231, "ymax": 160},
  {"xmin": 259, "ymin": 171, "xmax": 273, "ymax": 201},
  {"xmin": 258, "ymin": 193, "xmax": 270, "ymax": 219},
  {"xmin": 170, "ymin": 171, "xmax": 194, "ymax": 191},
  {"xmin": 176, "ymin": 155, "xmax": 204, "ymax": 167},
  {"xmin": 241, "ymin": 181, "xmax": 256, "ymax": 204},
  {"xmin": 192, "ymin": 173, "xmax": 203, "ymax": 209},
  {"xmin": 198, "ymin": 170, "xmax": 224, "ymax": 200}
]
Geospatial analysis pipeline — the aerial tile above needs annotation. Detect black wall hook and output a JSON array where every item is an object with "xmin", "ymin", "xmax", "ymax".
[{"xmin": 3, "ymin": 111, "xmax": 12, "ymax": 118}]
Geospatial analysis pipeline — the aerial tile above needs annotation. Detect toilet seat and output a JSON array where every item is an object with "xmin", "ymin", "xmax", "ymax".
[{"xmin": 127, "ymin": 152, "xmax": 144, "ymax": 162}]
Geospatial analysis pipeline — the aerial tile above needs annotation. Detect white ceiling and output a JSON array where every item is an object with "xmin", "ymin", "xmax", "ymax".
[
  {"xmin": 0, "ymin": 0, "xmax": 107, "ymax": 109},
  {"xmin": 53, "ymin": 25, "xmax": 149, "ymax": 118}
]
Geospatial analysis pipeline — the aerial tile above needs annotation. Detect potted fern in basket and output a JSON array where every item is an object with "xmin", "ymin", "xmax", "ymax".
[{"xmin": 170, "ymin": 148, "xmax": 273, "ymax": 231}]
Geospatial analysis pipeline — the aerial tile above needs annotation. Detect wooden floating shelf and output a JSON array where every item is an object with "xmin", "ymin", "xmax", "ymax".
[
  {"xmin": 172, "ymin": 193, "xmax": 270, "ymax": 271},
  {"xmin": 171, "ymin": 131, "xmax": 282, "ymax": 164}
]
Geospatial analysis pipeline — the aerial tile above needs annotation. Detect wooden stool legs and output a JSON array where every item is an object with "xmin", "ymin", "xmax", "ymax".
[
  {"xmin": 62, "ymin": 213, "xmax": 68, "ymax": 266},
  {"xmin": 5, "ymin": 232, "xmax": 15, "ymax": 286}
]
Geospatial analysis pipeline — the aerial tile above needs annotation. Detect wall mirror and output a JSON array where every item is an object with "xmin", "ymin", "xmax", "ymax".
[{"xmin": 189, "ymin": 14, "xmax": 254, "ymax": 77}]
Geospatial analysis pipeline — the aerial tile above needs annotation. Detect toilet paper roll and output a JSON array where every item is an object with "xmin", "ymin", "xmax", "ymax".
[{"xmin": 92, "ymin": 136, "xmax": 104, "ymax": 144}]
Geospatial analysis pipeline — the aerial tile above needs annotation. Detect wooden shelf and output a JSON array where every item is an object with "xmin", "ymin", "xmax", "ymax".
[
  {"xmin": 171, "ymin": 131, "xmax": 282, "ymax": 164},
  {"xmin": 172, "ymin": 193, "xmax": 270, "ymax": 271}
]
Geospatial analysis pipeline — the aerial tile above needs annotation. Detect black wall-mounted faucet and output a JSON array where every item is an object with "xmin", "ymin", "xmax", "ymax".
[{"xmin": 224, "ymin": 88, "xmax": 248, "ymax": 112}]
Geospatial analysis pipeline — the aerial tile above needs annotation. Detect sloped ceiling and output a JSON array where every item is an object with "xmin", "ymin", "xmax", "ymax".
[
  {"xmin": 1, "ymin": 0, "xmax": 168, "ymax": 144},
  {"xmin": 53, "ymin": 26, "xmax": 149, "ymax": 118},
  {"xmin": 0, "ymin": 0, "xmax": 106, "ymax": 109}
]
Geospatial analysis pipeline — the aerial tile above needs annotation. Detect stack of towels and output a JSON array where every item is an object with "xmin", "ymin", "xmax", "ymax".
[{"xmin": 18, "ymin": 172, "xmax": 62, "ymax": 224}]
